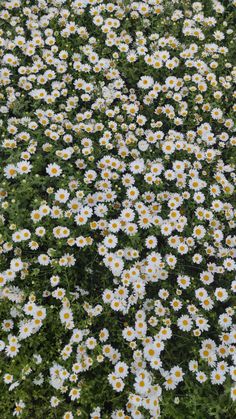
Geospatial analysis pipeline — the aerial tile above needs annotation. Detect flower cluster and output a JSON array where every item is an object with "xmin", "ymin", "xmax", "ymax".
[{"xmin": 0, "ymin": 0, "xmax": 235, "ymax": 418}]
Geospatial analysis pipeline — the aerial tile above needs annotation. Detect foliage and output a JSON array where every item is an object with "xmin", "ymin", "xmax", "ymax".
[{"xmin": 0, "ymin": 0, "xmax": 236, "ymax": 418}]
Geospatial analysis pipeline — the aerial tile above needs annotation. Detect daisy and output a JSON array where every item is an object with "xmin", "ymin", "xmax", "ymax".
[
  {"xmin": 17, "ymin": 161, "xmax": 32, "ymax": 174},
  {"xmin": 200, "ymin": 271, "xmax": 214, "ymax": 285},
  {"xmin": 120, "ymin": 208, "xmax": 135, "ymax": 222},
  {"xmin": 193, "ymin": 225, "xmax": 206, "ymax": 240},
  {"xmin": 214, "ymin": 288, "xmax": 228, "ymax": 302},
  {"xmin": 223, "ymin": 258, "xmax": 236, "ymax": 271},
  {"xmin": 13, "ymin": 401, "xmax": 25, "ymax": 417},
  {"xmin": 130, "ymin": 159, "xmax": 145, "ymax": 174},
  {"xmin": 210, "ymin": 369, "xmax": 226, "ymax": 385},
  {"xmin": 112, "ymin": 378, "xmax": 125, "ymax": 393},
  {"xmin": 111, "ymin": 299, "xmax": 123, "ymax": 311},
  {"xmin": 218, "ymin": 314, "xmax": 232, "ymax": 330},
  {"xmin": 4, "ymin": 164, "xmax": 18, "ymax": 179},
  {"xmin": 211, "ymin": 108, "xmax": 223, "ymax": 120},
  {"xmin": 196, "ymin": 371, "xmax": 207, "ymax": 383},
  {"xmin": 5, "ymin": 343, "xmax": 20, "ymax": 358},
  {"xmin": 145, "ymin": 236, "xmax": 157, "ymax": 249},
  {"xmin": 69, "ymin": 388, "xmax": 81, "ymax": 401},
  {"xmin": 162, "ymin": 141, "xmax": 175, "ymax": 154},
  {"xmin": 55, "ymin": 189, "xmax": 70, "ymax": 203},
  {"xmin": 59, "ymin": 308, "xmax": 73, "ymax": 325},
  {"xmin": 134, "ymin": 376, "xmax": 150, "ymax": 395},
  {"xmin": 177, "ymin": 315, "xmax": 193, "ymax": 332},
  {"xmin": 144, "ymin": 344, "xmax": 159, "ymax": 362},
  {"xmin": 161, "ymin": 223, "xmax": 173, "ymax": 236},
  {"xmin": 170, "ymin": 366, "xmax": 184, "ymax": 383},
  {"xmin": 3, "ymin": 374, "xmax": 13, "ymax": 384},
  {"xmin": 31, "ymin": 210, "xmax": 42, "ymax": 223},
  {"xmin": 10, "ymin": 258, "xmax": 23, "ymax": 272},
  {"xmin": 19, "ymin": 322, "xmax": 33, "ymax": 340},
  {"xmin": 46, "ymin": 163, "xmax": 62, "ymax": 177},
  {"xmin": 137, "ymin": 76, "xmax": 154, "ymax": 89},
  {"xmin": 164, "ymin": 376, "xmax": 177, "ymax": 390},
  {"xmin": 231, "ymin": 385, "xmax": 236, "ymax": 401},
  {"xmin": 33, "ymin": 307, "xmax": 46, "ymax": 320},
  {"xmin": 122, "ymin": 327, "xmax": 136, "ymax": 342},
  {"xmin": 115, "ymin": 362, "xmax": 129, "ymax": 378}
]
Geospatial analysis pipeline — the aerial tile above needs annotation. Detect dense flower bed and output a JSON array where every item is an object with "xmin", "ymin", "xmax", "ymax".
[{"xmin": 0, "ymin": 0, "xmax": 236, "ymax": 418}]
